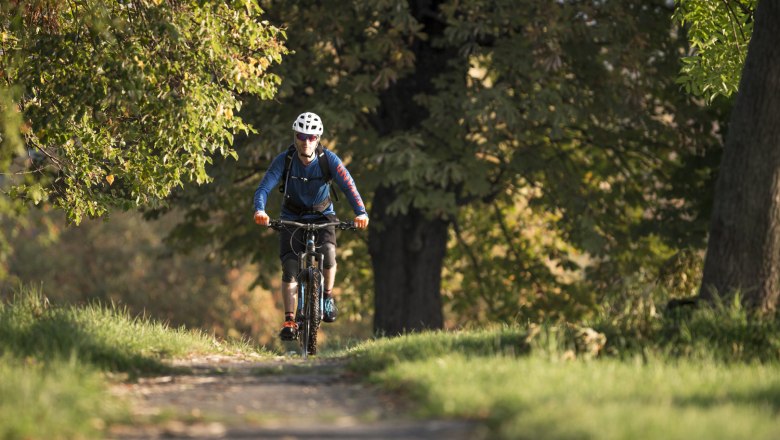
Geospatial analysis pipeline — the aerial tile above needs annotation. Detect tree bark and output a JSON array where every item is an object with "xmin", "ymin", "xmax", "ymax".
[
  {"xmin": 369, "ymin": 186, "xmax": 446, "ymax": 334},
  {"xmin": 367, "ymin": 0, "xmax": 453, "ymax": 335},
  {"xmin": 700, "ymin": 0, "xmax": 780, "ymax": 311}
]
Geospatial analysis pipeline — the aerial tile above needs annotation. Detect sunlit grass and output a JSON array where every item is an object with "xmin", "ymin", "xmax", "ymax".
[
  {"xmin": 377, "ymin": 354, "xmax": 780, "ymax": 439},
  {"xmin": 0, "ymin": 285, "xmax": 260, "ymax": 372},
  {"xmin": 346, "ymin": 321, "xmax": 780, "ymax": 440},
  {"xmin": 0, "ymin": 285, "xmax": 266, "ymax": 439}
]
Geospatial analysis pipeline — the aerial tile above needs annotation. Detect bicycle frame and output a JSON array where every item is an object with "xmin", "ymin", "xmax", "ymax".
[{"xmin": 270, "ymin": 219, "xmax": 355, "ymax": 359}]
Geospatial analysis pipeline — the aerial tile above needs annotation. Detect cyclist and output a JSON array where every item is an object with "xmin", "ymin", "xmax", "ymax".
[{"xmin": 253, "ymin": 112, "xmax": 369, "ymax": 340}]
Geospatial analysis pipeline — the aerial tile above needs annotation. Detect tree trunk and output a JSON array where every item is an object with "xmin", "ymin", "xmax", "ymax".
[
  {"xmin": 369, "ymin": 186, "xmax": 446, "ymax": 334},
  {"xmin": 700, "ymin": 0, "xmax": 780, "ymax": 311},
  {"xmin": 367, "ymin": 0, "xmax": 452, "ymax": 335}
]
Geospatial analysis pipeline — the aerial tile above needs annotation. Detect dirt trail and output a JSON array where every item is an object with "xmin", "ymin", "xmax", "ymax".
[{"xmin": 109, "ymin": 354, "xmax": 481, "ymax": 439}]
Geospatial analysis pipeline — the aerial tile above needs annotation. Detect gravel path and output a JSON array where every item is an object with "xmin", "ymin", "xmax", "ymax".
[{"xmin": 109, "ymin": 354, "xmax": 482, "ymax": 439}]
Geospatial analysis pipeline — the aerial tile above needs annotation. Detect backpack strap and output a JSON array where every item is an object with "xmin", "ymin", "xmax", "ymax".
[
  {"xmin": 283, "ymin": 195, "xmax": 332, "ymax": 216},
  {"xmin": 316, "ymin": 145, "xmax": 340, "ymax": 202},
  {"xmin": 282, "ymin": 146, "xmax": 333, "ymax": 215},
  {"xmin": 278, "ymin": 143, "xmax": 340, "ymax": 202},
  {"xmin": 278, "ymin": 144, "xmax": 296, "ymax": 194}
]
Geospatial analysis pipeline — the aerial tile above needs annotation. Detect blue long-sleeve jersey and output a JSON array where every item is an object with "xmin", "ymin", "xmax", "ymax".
[{"xmin": 253, "ymin": 147, "xmax": 367, "ymax": 220}]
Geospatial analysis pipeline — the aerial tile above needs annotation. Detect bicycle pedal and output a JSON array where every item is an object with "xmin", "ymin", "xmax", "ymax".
[{"xmin": 279, "ymin": 325, "xmax": 299, "ymax": 341}]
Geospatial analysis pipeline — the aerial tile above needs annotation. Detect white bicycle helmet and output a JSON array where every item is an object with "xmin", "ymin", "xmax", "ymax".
[{"xmin": 292, "ymin": 112, "xmax": 324, "ymax": 136}]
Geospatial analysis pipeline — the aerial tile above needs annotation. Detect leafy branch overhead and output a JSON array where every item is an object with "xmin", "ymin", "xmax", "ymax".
[
  {"xmin": 0, "ymin": 0, "xmax": 287, "ymax": 222},
  {"xmin": 674, "ymin": 0, "xmax": 756, "ymax": 103}
]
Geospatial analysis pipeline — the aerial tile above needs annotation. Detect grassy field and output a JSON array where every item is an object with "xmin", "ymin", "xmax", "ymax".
[
  {"xmin": 6, "ymin": 282, "xmax": 780, "ymax": 439},
  {"xmin": 0, "ymin": 285, "xmax": 260, "ymax": 439},
  {"xmin": 346, "ymin": 324, "xmax": 780, "ymax": 440}
]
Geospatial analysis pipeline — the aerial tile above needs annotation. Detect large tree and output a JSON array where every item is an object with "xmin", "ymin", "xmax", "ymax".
[
  {"xmin": 0, "ymin": 0, "xmax": 287, "ymax": 222},
  {"xmin": 166, "ymin": 0, "xmax": 722, "ymax": 334},
  {"xmin": 674, "ymin": 1, "xmax": 780, "ymax": 311},
  {"xmin": 369, "ymin": 0, "xmax": 722, "ymax": 331},
  {"xmin": 699, "ymin": 0, "xmax": 780, "ymax": 310}
]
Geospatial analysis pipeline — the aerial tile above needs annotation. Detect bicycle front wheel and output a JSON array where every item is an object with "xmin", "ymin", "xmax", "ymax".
[
  {"xmin": 298, "ymin": 269, "xmax": 311, "ymax": 359},
  {"xmin": 300, "ymin": 267, "xmax": 322, "ymax": 356}
]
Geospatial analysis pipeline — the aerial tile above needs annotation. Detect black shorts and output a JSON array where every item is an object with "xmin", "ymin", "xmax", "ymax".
[{"xmin": 279, "ymin": 216, "xmax": 337, "ymax": 262}]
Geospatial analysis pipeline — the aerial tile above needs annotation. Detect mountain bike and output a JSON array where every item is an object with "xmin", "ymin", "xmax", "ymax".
[{"xmin": 269, "ymin": 219, "xmax": 356, "ymax": 359}]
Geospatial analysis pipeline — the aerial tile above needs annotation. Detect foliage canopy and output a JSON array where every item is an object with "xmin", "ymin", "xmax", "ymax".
[
  {"xmin": 0, "ymin": 0, "xmax": 732, "ymax": 331},
  {"xmin": 163, "ymin": 0, "xmax": 725, "ymax": 325},
  {"xmin": 0, "ymin": 0, "xmax": 287, "ymax": 222}
]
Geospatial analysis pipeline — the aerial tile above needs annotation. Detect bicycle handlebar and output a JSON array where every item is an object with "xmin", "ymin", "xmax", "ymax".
[{"xmin": 269, "ymin": 219, "xmax": 357, "ymax": 231}]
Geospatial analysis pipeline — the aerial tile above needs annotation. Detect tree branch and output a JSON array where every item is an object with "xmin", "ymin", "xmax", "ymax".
[
  {"xmin": 733, "ymin": 0, "xmax": 756, "ymax": 17},
  {"xmin": 491, "ymin": 202, "xmax": 525, "ymax": 267},
  {"xmin": 721, "ymin": 0, "xmax": 747, "ymax": 53},
  {"xmin": 33, "ymin": 145, "xmax": 66, "ymax": 170},
  {"xmin": 449, "ymin": 215, "xmax": 496, "ymax": 315}
]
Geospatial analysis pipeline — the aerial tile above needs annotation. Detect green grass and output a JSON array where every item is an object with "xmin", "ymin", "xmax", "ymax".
[
  {"xmin": 595, "ymin": 294, "xmax": 780, "ymax": 363},
  {"xmin": 381, "ymin": 354, "xmax": 780, "ymax": 439},
  {"xmin": 345, "ymin": 323, "xmax": 780, "ymax": 440},
  {"xmin": 0, "ymin": 286, "xmax": 259, "ymax": 373},
  {"xmin": 0, "ymin": 285, "xmax": 264, "ymax": 439},
  {"xmin": 0, "ymin": 356, "xmax": 124, "ymax": 440}
]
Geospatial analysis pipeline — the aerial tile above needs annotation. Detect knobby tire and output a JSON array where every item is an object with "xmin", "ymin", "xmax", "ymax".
[
  {"xmin": 300, "ymin": 271, "xmax": 311, "ymax": 359},
  {"xmin": 308, "ymin": 267, "xmax": 321, "ymax": 356},
  {"xmin": 299, "ymin": 268, "xmax": 322, "ymax": 357}
]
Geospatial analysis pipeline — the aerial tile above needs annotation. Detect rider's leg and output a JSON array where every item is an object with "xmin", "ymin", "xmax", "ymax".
[
  {"xmin": 323, "ymin": 264, "xmax": 336, "ymax": 295},
  {"xmin": 322, "ymin": 243, "xmax": 337, "ymax": 295},
  {"xmin": 321, "ymin": 243, "xmax": 338, "ymax": 322},
  {"xmin": 279, "ymin": 256, "xmax": 299, "ymax": 340},
  {"xmin": 282, "ymin": 281, "xmax": 298, "ymax": 316},
  {"xmin": 282, "ymin": 257, "xmax": 299, "ymax": 317}
]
